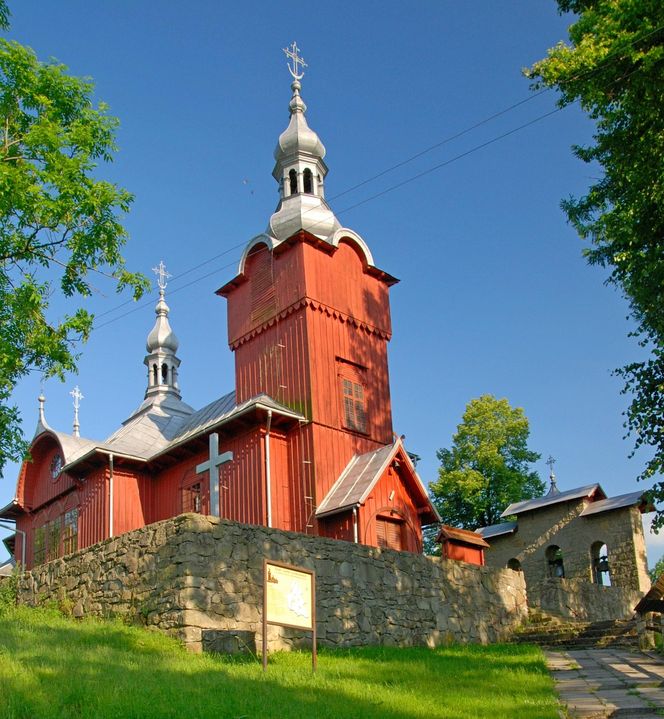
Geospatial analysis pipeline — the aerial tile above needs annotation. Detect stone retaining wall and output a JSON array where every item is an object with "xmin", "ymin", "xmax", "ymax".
[
  {"xmin": 531, "ymin": 577, "xmax": 642, "ymax": 622},
  {"xmin": 18, "ymin": 514, "xmax": 527, "ymax": 653}
]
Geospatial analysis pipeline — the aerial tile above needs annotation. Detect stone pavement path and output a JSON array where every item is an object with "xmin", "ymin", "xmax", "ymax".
[{"xmin": 545, "ymin": 648, "xmax": 664, "ymax": 717}]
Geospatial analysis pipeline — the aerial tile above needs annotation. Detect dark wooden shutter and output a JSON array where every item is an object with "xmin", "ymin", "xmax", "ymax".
[{"xmin": 376, "ymin": 518, "xmax": 403, "ymax": 551}]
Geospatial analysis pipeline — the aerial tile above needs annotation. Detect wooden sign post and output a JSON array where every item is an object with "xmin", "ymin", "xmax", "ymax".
[{"xmin": 263, "ymin": 560, "xmax": 316, "ymax": 672}]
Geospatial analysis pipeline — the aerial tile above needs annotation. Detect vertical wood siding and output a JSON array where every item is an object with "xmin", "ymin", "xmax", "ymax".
[{"xmin": 151, "ymin": 429, "xmax": 266, "ymax": 527}]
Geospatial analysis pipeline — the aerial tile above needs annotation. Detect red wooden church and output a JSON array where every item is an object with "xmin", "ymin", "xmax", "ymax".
[{"xmin": 1, "ymin": 50, "xmax": 439, "ymax": 569}]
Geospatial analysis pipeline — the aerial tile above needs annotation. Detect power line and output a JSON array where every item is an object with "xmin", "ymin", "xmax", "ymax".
[{"xmin": 92, "ymin": 23, "xmax": 663, "ymax": 329}]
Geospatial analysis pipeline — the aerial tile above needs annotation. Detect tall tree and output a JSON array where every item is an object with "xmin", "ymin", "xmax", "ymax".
[
  {"xmin": 0, "ymin": 6, "xmax": 148, "ymax": 473},
  {"xmin": 528, "ymin": 1, "xmax": 664, "ymax": 527},
  {"xmin": 430, "ymin": 395, "xmax": 543, "ymax": 530}
]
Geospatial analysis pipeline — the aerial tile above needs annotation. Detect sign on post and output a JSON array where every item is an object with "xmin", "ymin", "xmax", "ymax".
[{"xmin": 263, "ymin": 560, "xmax": 316, "ymax": 671}]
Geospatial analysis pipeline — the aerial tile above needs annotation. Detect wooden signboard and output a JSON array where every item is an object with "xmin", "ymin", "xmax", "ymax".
[{"xmin": 263, "ymin": 560, "xmax": 316, "ymax": 671}]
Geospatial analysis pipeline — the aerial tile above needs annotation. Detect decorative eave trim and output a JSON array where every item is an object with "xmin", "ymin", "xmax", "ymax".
[
  {"xmin": 229, "ymin": 297, "xmax": 392, "ymax": 349},
  {"xmin": 216, "ymin": 228, "xmax": 399, "ymax": 299}
]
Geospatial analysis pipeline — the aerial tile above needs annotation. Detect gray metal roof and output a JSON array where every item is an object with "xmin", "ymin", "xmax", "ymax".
[
  {"xmin": 316, "ymin": 444, "xmax": 395, "ymax": 518},
  {"xmin": 580, "ymin": 490, "xmax": 646, "ymax": 517},
  {"xmin": 501, "ymin": 483, "xmax": 603, "ymax": 518},
  {"xmin": 60, "ymin": 391, "xmax": 305, "ymax": 470},
  {"xmin": 476, "ymin": 521, "xmax": 518, "ymax": 539},
  {"xmin": 315, "ymin": 439, "xmax": 437, "ymax": 520}
]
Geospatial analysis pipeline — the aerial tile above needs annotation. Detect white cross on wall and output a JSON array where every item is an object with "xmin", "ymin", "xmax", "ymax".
[{"xmin": 195, "ymin": 433, "xmax": 233, "ymax": 516}]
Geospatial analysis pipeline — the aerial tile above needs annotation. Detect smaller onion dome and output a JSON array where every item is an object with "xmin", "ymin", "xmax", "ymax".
[
  {"xmin": 273, "ymin": 80, "xmax": 326, "ymax": 164},
  {"xmin": 146, "ymin": 295, "xmax": 179, "ymax": 353}
]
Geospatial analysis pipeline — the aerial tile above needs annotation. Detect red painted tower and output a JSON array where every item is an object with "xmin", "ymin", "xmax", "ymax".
[{"xmin": 218, "ymin": 53, "xmax": 437, "ymax": 548}]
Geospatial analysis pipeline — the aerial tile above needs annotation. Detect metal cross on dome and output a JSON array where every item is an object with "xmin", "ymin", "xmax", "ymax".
[
  {"xmin": 152, "ymin": 260, "xmax": 171, "ymax": 294},
  {"xmin": 284, "ymin": 41, "xmax": 307, "ymax": 80},
  {"xmin": 546, "ymin": 455, "xmax": 556, "ymax": 475}
]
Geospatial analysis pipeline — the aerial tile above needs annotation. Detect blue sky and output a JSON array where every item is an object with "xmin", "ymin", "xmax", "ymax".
[{"xmin": 2, "ymin": 2, "xmax": 661, "ymax": 564}]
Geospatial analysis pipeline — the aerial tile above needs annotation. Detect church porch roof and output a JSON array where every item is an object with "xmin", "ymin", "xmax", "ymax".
[
  {"xmin": 316, "ymin": 439, "xmax": 439, "ymax": 523},
  {"xmin": 59, "ymin": 392, "xmax": 305, "ymax": 475}
]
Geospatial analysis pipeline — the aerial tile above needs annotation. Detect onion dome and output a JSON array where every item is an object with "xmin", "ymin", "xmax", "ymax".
[
  {"xmin": 273, "ymin": 80, "xmax": 326, "ymax": 164},
  {"xmin": 146, "ymin": 294, "xmax": 179, "ymax": 353}
]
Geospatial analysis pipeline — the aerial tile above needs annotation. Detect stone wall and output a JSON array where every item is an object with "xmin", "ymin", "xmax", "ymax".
[
  {"xmin": 531, "ymin": 578, "xmax": 643, "ymax": 622},
  {"xmin": 18, "ymin": 514, "xmax": 527, "ymax": 653}
]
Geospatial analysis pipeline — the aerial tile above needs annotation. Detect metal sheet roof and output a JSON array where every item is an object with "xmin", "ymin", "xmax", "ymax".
[
  {"xmin": 60, "ymin": 391, "xmax": 306, "ymax": 470},
  {"xmin": 476, "ymin": 521, "xmax": 518, "ymax": 539},
  {"xmin": 315, "ymin": 439, "xmax": 438, "ymax": 521},
  {"xmin": 316, "ymin": 444, "xmax": 395, "ymax": 517},
  {"xmin": 579, "ymin": 490, "xmax": 647, "ymax": 517},
  {"xmin": 501, "ymin": 484, "xmax": 604, "ymax": 518}
]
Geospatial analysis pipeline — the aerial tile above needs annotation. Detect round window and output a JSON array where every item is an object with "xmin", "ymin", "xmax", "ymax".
[{"xmin": 50, "ymin": 454, "xmax": 63, "ymax": 480}]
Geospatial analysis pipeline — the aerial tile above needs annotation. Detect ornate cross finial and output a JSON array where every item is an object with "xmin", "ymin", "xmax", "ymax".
[
  {"xmin": 70, "ymin": 385, "xmax": 84, "ymax": 437},
  {"xmin": 152, "ymin": 260, "xmax": 171, "ymax": 295},
  {"xmin": 545, "ymin": 455, "xmax": 560, "ymax": 496},
  {"xmin": 546, "ymin": 455, "xmax": 556, "ymax": 476},
  {"xmin": 284, "ymin": 41, "xmax": 307, "ymax": 80},
  {"xmin": 70, "ymin": 385, "xmax": 84, "ymax": 411}
]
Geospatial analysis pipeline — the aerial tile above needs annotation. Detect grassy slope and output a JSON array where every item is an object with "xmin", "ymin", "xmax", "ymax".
[{"xmin": 0, "ymin": 607, "xmax": 560, "ymax": 719}]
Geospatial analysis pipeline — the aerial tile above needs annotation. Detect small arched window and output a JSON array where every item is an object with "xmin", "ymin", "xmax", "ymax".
[
  {"xmin": 507, "ymin": 558, "xmax": 522, "ymax": 572},
  {"xmin": 161, "ymin": 363, "xmax": 168, "ymax": 384},
  {"xmin": 591, "ymin": 541, "xmax": 611, "ymax": 586},
  {"xmin": 289, "ymin": 169, "xmax": 298, "ymax": 195},
  {"xmin": 546, "ymin": 545, "xmax": 565, "ymax": 578},
  {"xmin": 152, "ymin": 364, "xmax": 158, "ymax": 385},
  {"xmin": 303, "ymin": 168, "xmax": 313, "ymax": 193}
]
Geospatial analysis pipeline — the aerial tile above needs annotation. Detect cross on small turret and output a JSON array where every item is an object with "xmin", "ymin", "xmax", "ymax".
[
  {"xmin": 284, "ymin": 41, "xmax": 307, "ymax": 80},
  {"xmin": 70, "ymin": 385, "xmax": 84, "ymax": 437},
  {"xmin": 152, "ymin": 260, "xmax": 171, "ymax": 294},
  {"xmin": 545, "ymin": 455, "xmax": 560, "ymax": 496},
  {"xmin": 546, "ymin": 455, "xmax": 556, "ymax": 475},
  {"xmin": 70, "ymin": 385, "xmax": 84, "ymax": 411}
]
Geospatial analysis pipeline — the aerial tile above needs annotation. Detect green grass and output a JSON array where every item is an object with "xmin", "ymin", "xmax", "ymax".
[{"xmin": 0, "ymin": 606, "xmax": 560, "ymax": 719}]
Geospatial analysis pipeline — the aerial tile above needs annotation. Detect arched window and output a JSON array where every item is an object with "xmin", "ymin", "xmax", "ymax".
[
  {"xmin": 591, "ymin": 541, "xmax": 611, "ymax": 586},
  {"xmin": 152, "ymin": 364, "xmax": 158, "ymax": 386},
  {"xmin": 161, "ymin": 363, "xmax": 168, "ymax": 384},
  {"xmin": 303, "ymin": 168, "xmax": 313, "ymax": 193},
  {"xmin": 546, "ymin": 545, "xmax": 565, "ymax": 578},
  {"xmin": 289, "ymin": 169, "xmax": 298, "ymax": 195},
  {"xmin": 507, "ymin": 558, "xmax": 522, "ymax": 572}
]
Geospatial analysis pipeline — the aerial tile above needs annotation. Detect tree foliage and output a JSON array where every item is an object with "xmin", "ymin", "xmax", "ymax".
[
  {"xmin": 528, "ymin": 1, "xmax": 664, "ymax": 527},
  {"xmin": 430, "ymin": 395, "xmax": 544, "ymax": 530},
  {"xmin": 649, "ymin": 554, "xmax": 664, "ymax": 583},
  {"xmin": 0, "ymin": 10, "xmax": 148, "ymax": 473}
]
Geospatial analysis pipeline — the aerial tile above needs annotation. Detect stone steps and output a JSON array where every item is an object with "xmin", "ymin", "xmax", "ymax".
[{"xmin": 513, "ymin": 614, "xmax": 640, "ymax": 650}]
